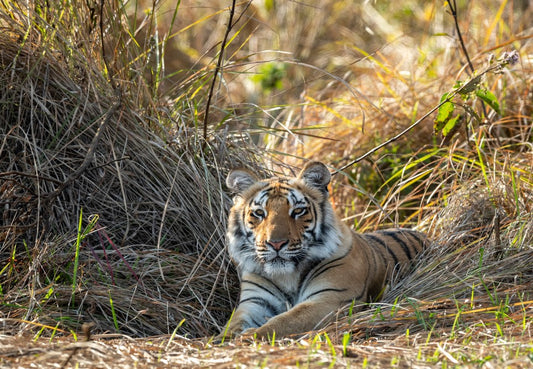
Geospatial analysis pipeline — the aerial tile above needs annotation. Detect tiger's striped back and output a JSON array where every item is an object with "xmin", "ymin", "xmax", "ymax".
[
  {"xmin": 358, "ymin": 228, "xmax": 426, "ymax": 300},
  {"xmin": 363, "ymin": 228, "xmax": 425, "ymax": 274}
]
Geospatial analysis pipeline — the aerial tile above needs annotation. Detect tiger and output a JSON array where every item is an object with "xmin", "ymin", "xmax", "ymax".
[{"xmin": 221, "ymin": 161, "xmax": 426, "ymax": 338}]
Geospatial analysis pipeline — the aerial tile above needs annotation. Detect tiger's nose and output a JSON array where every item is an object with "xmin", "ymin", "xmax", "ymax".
[{"xmin": 266, "ymin": 239, "xmax": 289, "ymax": 251}]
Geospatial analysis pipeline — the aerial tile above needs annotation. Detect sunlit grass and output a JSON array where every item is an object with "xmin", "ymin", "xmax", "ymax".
[{"xmin": 0, "ymin": 0, "xmax": 532, "ymax": 367}]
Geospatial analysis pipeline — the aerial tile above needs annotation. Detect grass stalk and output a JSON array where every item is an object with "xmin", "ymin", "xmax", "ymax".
[
  {"xmin": 71, "ymin": 208, "xmax": 83, "ymax": 304},
  {"xmin": 108, "ymin": 290, "xmax": 119, "ymax": 332}
]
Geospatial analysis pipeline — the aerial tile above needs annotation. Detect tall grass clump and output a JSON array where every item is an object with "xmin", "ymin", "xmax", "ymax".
[{"xmin": 0, "ymin": 0, "xmax": 264, "ymax": 337}]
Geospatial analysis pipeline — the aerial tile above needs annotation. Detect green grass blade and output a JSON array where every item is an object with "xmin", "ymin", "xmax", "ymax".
[
  {"xmin": 109, "ymin": 290, "xmax": 119, "ymax": 332},
  {"xmin": 71, "ymin": 208, "xmax": 83, "ymax": 303}
]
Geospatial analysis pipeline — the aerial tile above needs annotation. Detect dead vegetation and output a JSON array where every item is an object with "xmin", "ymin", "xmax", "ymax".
[
  {"xmin": 0, "ymin": 1, "xmax": 259, "ymax": 337},
  {"xmin": 1, "ymin": 0, "xmax": 533, "ymax": 368}
]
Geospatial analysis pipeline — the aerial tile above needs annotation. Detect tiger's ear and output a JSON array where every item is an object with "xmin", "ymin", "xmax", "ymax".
[
  {"xmin": 226, "ymin": 169, "xmax": 258, "ymax": 193},
  {"xmin": 298, "ymin": 161, "xmax": 331, "ymax": 191}
]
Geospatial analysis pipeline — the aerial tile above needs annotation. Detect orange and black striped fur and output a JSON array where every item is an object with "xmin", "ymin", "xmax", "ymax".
[{"xmin": 222, "ymin": 161, "xmax": 426, "ymax": 338}]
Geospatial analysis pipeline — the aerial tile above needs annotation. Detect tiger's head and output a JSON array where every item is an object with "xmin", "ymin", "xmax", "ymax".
[{"xmin": 226, "ymin": 161, "xmax": 343, "ymax": 277}]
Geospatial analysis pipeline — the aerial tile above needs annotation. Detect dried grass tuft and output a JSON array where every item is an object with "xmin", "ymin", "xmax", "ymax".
[
  {"xmin": 324, "ymin": 146, "xmax": 533, "ymax": 350},
  {"xmin": 0, "ymin": 4, "xmax": 261, "ymax": 337}
]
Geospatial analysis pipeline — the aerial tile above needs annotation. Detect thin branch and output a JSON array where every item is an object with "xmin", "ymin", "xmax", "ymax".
[
  {"xmin": 334, "ymin": 100, "xmax": 445, "ymax": 174},
  {"xmin": 202, "ymin": 0, "xmax": 237, "ymax": 148},
  {"xmin": 0, "ymin": 171, "xmax": 63, "ymax": 185},
  {"xmin": 46, "ymin": 103, "xmax": 120, "ymax": 200},
  {"xmin": 446, "ymin": 0, "xmax": 487, "ymax": 117},
  {"xmin": 446, "ymin": 0, "xmax": 474, "ymax": 75}
]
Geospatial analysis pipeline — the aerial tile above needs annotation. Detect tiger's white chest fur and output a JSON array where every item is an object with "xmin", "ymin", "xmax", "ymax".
[{"xmin": 266, "ymin": 269, "xmax": 300, "ymax": 296}]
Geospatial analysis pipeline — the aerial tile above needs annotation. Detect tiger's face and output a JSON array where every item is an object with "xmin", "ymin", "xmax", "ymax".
[
  {"xmin": 244, "ymin": 182, "xmax": 316, "ymax": 274},
  {"xmin": 226, "ymin": 162, "xmax": 342, "ymax": 277}
]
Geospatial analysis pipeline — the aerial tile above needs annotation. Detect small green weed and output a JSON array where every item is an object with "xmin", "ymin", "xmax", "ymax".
[
  {"xmin": 166, "ymin": 319, "xmax": 186, "ymax": 349},
  {"xmin": 341, "ymin": 332, "xmax": 350, "ymax": 357},
  {"xmin": 108, "ymin": 290, "xmax": 119, "ymax": 332},
  {"xmin": 71, "ymin": 210, "xmax": 99, "ymax": 305},
  {"xmin": 217, "ymin": 308, "xmax": 236, "ymax": 344},
  {"xmin": 407, "ymin": 299, "xmax": 436, "ymax": 331}
]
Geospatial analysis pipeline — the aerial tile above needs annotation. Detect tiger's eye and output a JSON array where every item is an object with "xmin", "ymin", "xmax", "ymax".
[
  {"xmin": 292, "ymin": 208, "xmax": 307, "ymax": 217},
  {"xmin": 252, "ymin": 209, "xmax": 265, "ymax": 218}
]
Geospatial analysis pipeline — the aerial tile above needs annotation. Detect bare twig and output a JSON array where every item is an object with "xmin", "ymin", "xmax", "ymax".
[
  {"xmin": 60, "ymin": 323, "xmax": 95, "ymax": 369},
  {"xmin": 446, "ymin": 0, "xmax": 487, "ymax": 117},
  {"xmin": 333, "ymin": 43, "xmax": 518, "ymax": 175},
  {"xmin": 446, "ymin": 0, "xmax": 475, "ymax": 75},
  {"xmin": 333, "ymin": 99, "xmax": 443, "ymax": 174},
  {"xmin": 202, "ymin": 0, "xmax": 237, "ymax": 148},
  {"xmin": 46, "ymin": 102, "xmax": 120, "ymax": 201},
  {"xmin": 0, "ymin": 171, "xmax": 63, "ymax": 185},
  {"xmin": 332, "ymin": 78, "xmax": 473, "ymax": 175}
]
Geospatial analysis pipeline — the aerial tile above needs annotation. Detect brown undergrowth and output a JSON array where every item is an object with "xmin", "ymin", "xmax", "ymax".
[
  {"xmin": 1, "ymin": 1, "xmax": 533, "ymax": 368},
  {"xmin": 0, "ymin": 1, "xmax": 261, "ymax": 338},
  {"xmin": 3, "ymin": 168, "xmax": 531, "ymax": 367}
]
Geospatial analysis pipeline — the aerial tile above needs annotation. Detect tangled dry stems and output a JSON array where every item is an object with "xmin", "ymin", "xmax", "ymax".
[
  {"xmin": 0, "ymin": 5, "xmax": 532, "ymax": 369},
  {"xmin": 0, "ymin": 26, "xmax": 261, "ymax": 336},
  {"xmin": 1, "ymin": 28, "xmax": 532, "ymax": 341}
]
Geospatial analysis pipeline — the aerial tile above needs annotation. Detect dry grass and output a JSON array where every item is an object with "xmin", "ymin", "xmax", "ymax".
[
  {"xmin": 0, "ymin": 0, "xmax": 263, "ymax": 338},
  {"xmin": 1, "ymin": 0, "xmax": 533, "ymax": 368},
  {"xmin": 4, "ymin": 182, "xmax": 531, "ymax": 367},
  {"xmin": 257, "ymin": 1, "xmax": 533, "ymax": 224}
]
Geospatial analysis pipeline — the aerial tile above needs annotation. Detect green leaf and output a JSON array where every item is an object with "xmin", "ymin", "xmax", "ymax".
[
  {"xmin": 476, "ymin": 89, "xmax": 501, "ymax": 115},
  {"xmin": 457, "ymin": 74, "xmax": 482, "ymax": 94},
  {"xmin": 251, "ymin": 62, "xmax": 286, "ymax": 91},
  {"xmin": 442, "ymin": 114, "xmax": 462, "ymax": 137},
  {"xmin": 434, "ymin": 93, "xmax": 455, "ymax": 132}
]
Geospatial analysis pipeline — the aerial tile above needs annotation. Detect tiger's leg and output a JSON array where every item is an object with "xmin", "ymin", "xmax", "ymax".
[
  {"xmin": 220, "ymin": 273, "xmax": 290, "ymax": 337},
  {"xmin": 223, "ymin": 299, "xmax": 274, "ymax": 336},
  {"xmin": 248, "ymin": 294, "xmax": 349, "ymax": 338}
]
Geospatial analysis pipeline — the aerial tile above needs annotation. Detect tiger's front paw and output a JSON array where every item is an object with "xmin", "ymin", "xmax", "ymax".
[
  {"xmin": 214, "ymin": 321, "xmax": 254, "ymax": 343},
  {"xmin": 214, "ymin": 328, "xmax": 239, "ymax": 343},
  {"xmin": 213, "ymin": 327, "xmax": 257, "ymax": 344},
  {"xmin": 243, "ymin": 325, "xmax": 277, "ymax": 340}
]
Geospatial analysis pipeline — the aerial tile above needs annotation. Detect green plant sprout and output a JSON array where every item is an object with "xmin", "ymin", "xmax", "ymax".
[
  {"xmin": 71, "ymin": 210, "xmax": 99, "ymax": 305},
  {"xmin": 342, "ymin": 332, "xmax": 350, "ymax": 357},
  {"xmin": 109, "ymin": 290, "xmax": 119, "ymax": 332}
]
